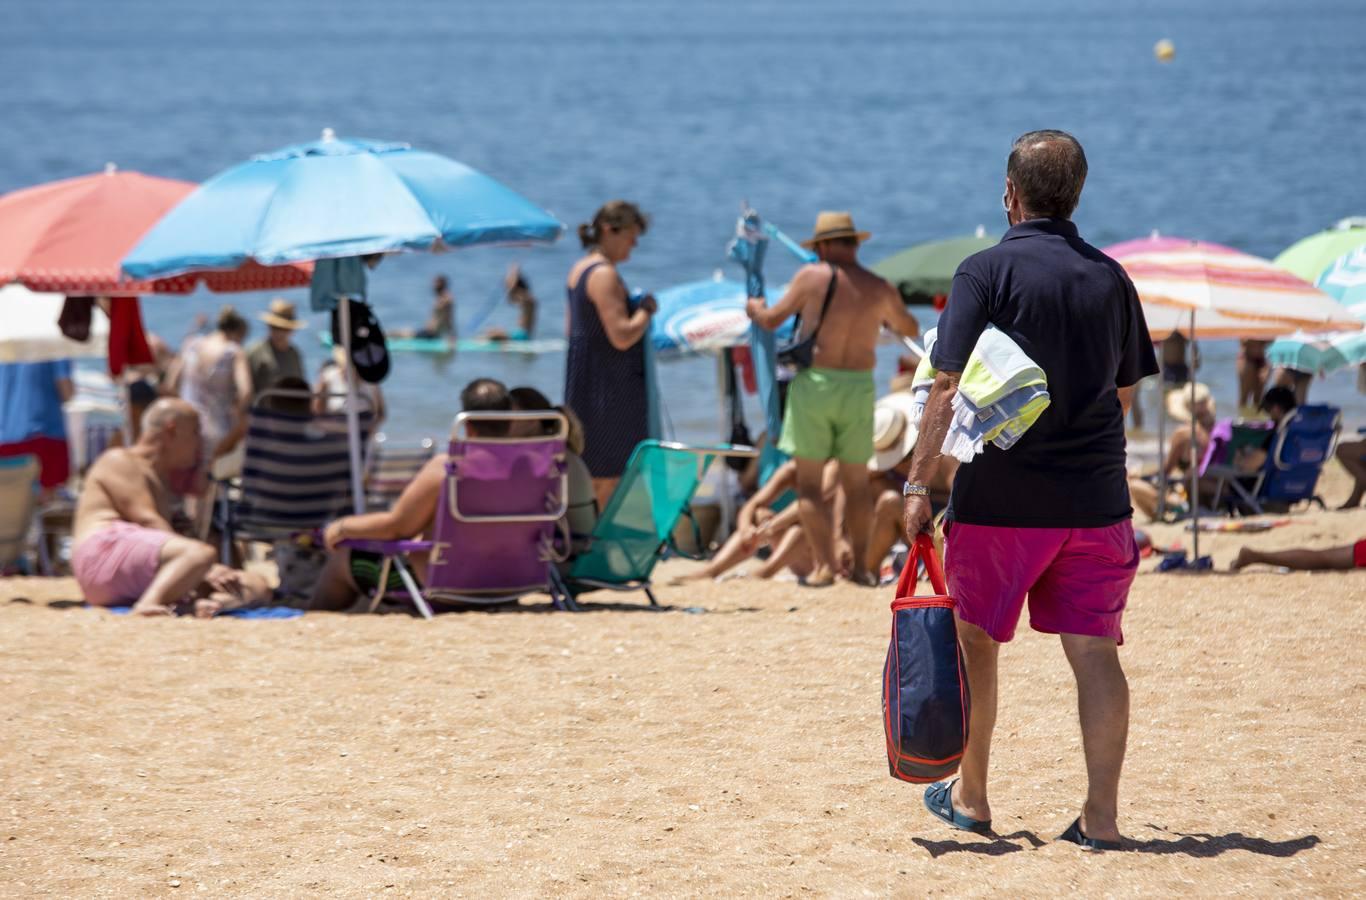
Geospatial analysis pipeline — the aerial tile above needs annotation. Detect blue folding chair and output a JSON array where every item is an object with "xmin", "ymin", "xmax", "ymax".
[{"xmin": 1252, "ymin": 404, "xmax": 1342, "ymax": 512}]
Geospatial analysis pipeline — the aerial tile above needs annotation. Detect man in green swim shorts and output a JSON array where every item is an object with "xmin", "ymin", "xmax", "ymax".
[{"xmin": 747, "ymin": 211, "xmax": 921, "ymax": 586}]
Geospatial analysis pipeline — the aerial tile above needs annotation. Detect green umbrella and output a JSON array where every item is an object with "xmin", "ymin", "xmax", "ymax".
[
  {"xmin": 872, "ymin": 226, "xmax": 997, "ymax": 301},
  {"xmin": 1273, "ymin": 216, "xmax": 1366, "ymax": 282}
]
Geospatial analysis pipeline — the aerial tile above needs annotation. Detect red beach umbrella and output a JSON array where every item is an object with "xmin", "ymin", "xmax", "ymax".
[{"xmin": 0, "ymin": 165, "xmax": 311, "ymax": 295}]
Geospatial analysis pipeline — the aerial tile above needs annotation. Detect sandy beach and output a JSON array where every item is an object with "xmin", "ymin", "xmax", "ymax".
[{"xmin": 0, "ymin": 466, "xmax": 1362, "ymax": 898}]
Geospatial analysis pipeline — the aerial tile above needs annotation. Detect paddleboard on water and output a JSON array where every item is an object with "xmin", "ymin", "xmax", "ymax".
[{"xmin": 319, "ymin": 333, "xmax": 566, "ymax": 355}]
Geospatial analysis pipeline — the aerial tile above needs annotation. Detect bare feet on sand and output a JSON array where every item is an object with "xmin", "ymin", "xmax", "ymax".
[
  {"xmin": 1230, "ymin": 548, "xmax": 1253, "ymax": 572},
  {"xmin": 803, "ymin": 567, "xmax": 836, "ymax": 588}
]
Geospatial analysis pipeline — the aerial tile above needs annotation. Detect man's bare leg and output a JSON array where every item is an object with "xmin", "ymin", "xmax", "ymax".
[
  {"xmin": 132, "ymin": 536, "xmax": 216, "ymax": 616},
  {"xmin": 193, "ymin": 565, "xmax": 272, "ymax": 618},
  {"xmin": 951, "ymin": 616, "xmax": 998, "ymax": 824},
  {"xmin": 1060, "ymin": 634, "xmax": 1128, "ymax": 844},
  {"xmin": 1231, "ymin": 544, "xmax": 1355, "ymax": 572},
  {"xmin": 677, "ymin": 530, "xmax": 761, "ymax": 583},
  {"xmin": 755, "ymin": 526, "xmax": 811, "ymax": 579},
  {"xmin": 839, "ymin": 462, "xmax": 876, "ymax": 585},
  {"xmin": 794, "ymin": 456, "xmax": 836, "ymax": 586},
  {"xmin": 865, "ymin": 489, "xmax": 904, "ymax": 575},
  {"xmin": 1334, "ymin": 442, "xmax": 1366, "ymax": 510},
  {"xmin": 311, "ymin": 549, "xmax": 365, "ymax": 611}
]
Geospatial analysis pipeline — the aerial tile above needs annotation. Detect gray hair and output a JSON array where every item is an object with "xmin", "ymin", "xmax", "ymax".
[{"xmin": 1006, "ymin": 130, "xmax": 1088, "ymax": 220}]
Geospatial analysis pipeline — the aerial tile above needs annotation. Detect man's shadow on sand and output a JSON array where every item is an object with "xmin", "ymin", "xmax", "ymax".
[{"xmin": 912, "ymin": 825, "xmax": 1320, "ymax": 858}]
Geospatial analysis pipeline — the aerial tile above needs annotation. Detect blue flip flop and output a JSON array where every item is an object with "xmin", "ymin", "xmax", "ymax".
[
  {"xmin": 922, "ymin": 779, "xmax": 991, "ymax": 834},
  {"xmin": 1057, "ymin": 817, "xmax": 1123, "ymax": 851}
]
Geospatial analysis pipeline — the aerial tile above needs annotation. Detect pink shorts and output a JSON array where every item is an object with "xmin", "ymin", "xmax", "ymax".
[
  {"xmin": 72, "ymin": 521, "xmax": 172, "ymax": 607},
  {"xmin": 944, "ymin": 520, "xmax": 1139, "ymax": 644}
]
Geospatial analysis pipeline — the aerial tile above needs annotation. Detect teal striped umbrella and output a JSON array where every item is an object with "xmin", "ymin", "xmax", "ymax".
[{"xmin": 1316, "ymin": 245, "xmax": 1366, "ymax": 306}]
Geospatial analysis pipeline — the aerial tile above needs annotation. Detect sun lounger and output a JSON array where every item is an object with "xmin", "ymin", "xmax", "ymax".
[
  {"xmin": 340, "ymin": 411, "xmax": 572, "ymax": 618},
  {"xmin": 0, "ymin": 455, "xmax": 39, "ymax": 573},
  {"xmin": 215, "ymin": 388, "xmax": 373, "ymax": 560},
  {"xmin": 564, "ymin": 440, "xmax": 756, "ymax": 609},
  {"xmin": 365, "ymin": 434, "xmax": 436, "ymax": 511}
]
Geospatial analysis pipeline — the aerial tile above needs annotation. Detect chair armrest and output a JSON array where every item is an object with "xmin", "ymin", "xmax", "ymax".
[{"xmin": 338, "ymin": 538, "xmax": 434, "ymax": 555}]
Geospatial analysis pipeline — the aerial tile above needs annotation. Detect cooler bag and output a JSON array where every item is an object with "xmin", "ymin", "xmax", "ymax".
[{"xmin": 882, "ymin": 534, "xmax": 969, "ymax": 783}]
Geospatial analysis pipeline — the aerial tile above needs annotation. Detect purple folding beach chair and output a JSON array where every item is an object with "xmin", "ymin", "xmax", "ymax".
[{"xmin": 341, "ymin": 411, "xmax": 570, "ymax": 618}]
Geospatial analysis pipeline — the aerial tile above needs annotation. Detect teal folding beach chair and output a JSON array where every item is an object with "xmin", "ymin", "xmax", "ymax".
[
  {"xmin": 0, "ymin": 455, "xmax": 39, "ymax": 573},
  {"xmin": 562, "ymin": 439, "xmax": 755, "ymax": 609}
]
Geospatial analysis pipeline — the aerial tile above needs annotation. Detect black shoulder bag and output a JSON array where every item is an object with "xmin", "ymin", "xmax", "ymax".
[{"xmin": 776, "ymin": 266, "xmax": 839, "ymax": 370}]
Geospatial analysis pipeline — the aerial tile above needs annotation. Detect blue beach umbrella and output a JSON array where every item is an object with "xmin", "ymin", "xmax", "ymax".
[
  {"xmin": 123, "ymin": 130, "xmax": 563, "ymax": 274},
  {"xmin": 122, "ymin": 130, "xmax": 564, "ymax": 512},
  {"xmin": 651, "ymin": 275, "xmax": 791, "ymax": 356}
]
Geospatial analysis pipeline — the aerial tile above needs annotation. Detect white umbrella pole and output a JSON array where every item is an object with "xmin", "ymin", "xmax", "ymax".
[
  {"xmin": 1189, "ymin": 309, "xmax": 1199, "ymax": 562},
  {"xmin": 1156, "ymin": 377, "xmax": 1167, "ymax": 519},
  {"xmin": 339, "ymin": 297, "xmax": 366, "ymax": 514},
  {"xmin": 715, "ymin": 352, "xmax": 735, "ymax": 543}
]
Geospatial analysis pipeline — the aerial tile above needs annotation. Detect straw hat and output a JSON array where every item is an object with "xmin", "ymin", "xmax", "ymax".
[
  {"xmin": 869, "ymin": 391, "xmax": 920, "ymax": 472},
  {"xmin": 259, "ymin": 298, "xmax": 305, "ymax": 330},
  {"xmin": 800, "ymin": 211, "xmax": 871, "ymax": 249},
  {"xmin": 1166, "ymin": 382, "xmax": 1215, "ymax": 421}
]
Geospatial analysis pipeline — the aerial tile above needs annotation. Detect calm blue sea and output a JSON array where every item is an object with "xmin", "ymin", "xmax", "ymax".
[{"xmin": 5, "ymin": 0, "xmax": 1364, "ymax": 441}]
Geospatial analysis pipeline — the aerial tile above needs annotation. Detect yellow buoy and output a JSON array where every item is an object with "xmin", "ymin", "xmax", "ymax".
[{"xmin": 1154, "ymin": 38, "xmax": 1176, "ymax": 62}]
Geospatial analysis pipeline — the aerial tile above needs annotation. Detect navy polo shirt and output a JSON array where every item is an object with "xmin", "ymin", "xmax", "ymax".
[{"xmin": 931, "ymin": 218, "xmax": 1158, "ymax": 528}]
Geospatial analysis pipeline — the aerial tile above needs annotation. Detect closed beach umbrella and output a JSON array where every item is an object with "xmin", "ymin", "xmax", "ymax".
[
  {"xmin": 1273, "ymin": 216, "xmax": 1366, "ymax": 284},
  {"xmin": 0, "ymin": 166, "xmax": 310, "ymax": 294},
  {"xmin": 0, "ymin": 284, "xmax": 108, "ymax": 363},
  {"xmin": 122, "ymin": 130, "xmax": 564, "ymax": 511},
  {"xmin": 871, "ymin": 227, "xmax": 998, "ymax": 299}
]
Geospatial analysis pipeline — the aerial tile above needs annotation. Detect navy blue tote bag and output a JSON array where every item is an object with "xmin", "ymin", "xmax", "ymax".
[{"xmin": 882, "ymin": 534, "xmax": 969, "ymax": 783}]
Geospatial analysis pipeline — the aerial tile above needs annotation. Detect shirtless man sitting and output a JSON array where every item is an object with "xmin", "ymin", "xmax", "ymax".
[
  {"xmin": 747, "ymin": 211, "xmax": 921, "ymax": 586},
  {"xmin": 72, "ymin": 398, "xmax": 268, "ymax": 617},
  {"xmin": 311, "ymin": 377, "xmax": 513, "ymax": 610}
]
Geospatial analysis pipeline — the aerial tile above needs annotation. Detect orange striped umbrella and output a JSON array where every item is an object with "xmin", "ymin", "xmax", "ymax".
[
  {"xmin": 0, "ymin": 165, "xmax": 310, "ymax": 295},
  {"xmin": 1105, "ymin": 234, "xmax": 1359, "ymax": 332}
]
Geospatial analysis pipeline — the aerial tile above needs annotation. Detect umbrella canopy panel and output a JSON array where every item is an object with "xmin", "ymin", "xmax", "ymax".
[
  {"xmin": 0, "ymin": 167, "xmax": 310, "ymax": 294},
  {"xmin": 651, "ymin": 277, "xmax": 791, "ymax": 356},
  {"xmin": 0, "ymin": 284, "xmax": 108, "ymax": 364},
  {"xmin": 1273, "ymin": 217, "xmax": 1366, "ymax": 283},
  {"xmin": 871, "ymin": 230, "xmax": 998, "ymax": 299},
  {"xmin": 1316, "ymin": 245, "xmax": 1366, "ymax": 306},
  {"xmin": 1105, "ymin": 236, "xmax": 1360, "ymax": 331},
  {"xmin": 123, "ymin": 133, "xmax": 565, "ymax": 277}
]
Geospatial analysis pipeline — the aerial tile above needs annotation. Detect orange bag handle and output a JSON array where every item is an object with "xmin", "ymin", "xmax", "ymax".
[{"xmin": 895, "ymin": 533, "xmax": 948, "ymax": 598}]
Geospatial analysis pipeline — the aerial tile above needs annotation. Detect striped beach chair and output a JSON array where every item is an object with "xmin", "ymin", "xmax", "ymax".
[{"xmin": 217, "ymin": 389, "xmax": 373, "ymax": 558}]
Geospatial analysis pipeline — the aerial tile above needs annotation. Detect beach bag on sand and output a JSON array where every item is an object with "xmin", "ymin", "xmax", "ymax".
[{"xmin": 882, "ymin": 534, "xmax": 969, "ymax": 784}]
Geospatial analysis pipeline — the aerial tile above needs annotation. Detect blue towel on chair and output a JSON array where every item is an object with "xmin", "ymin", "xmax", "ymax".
[{"xmin": 95, "ymin": 604, "xmax": 304, "ymax": 619}]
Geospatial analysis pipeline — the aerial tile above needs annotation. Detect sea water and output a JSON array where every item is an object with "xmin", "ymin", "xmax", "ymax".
[{"xmin": 4, "ymin": 0, "xmax": 1363, "ymax": 445}]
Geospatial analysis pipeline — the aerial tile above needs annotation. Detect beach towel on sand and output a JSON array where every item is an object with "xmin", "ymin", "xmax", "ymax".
[{"xmin": 909, "ymin": 326, "xmax": 1050, "ymax": 462}]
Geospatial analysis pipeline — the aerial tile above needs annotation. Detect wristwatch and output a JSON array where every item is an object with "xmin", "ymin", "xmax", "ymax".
[{"xmin": 903, "ymin": 482, "xmax": 930, "ymax": 498}]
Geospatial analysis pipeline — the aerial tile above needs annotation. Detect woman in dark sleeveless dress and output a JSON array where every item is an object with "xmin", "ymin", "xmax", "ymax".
[{"xmin": 563, "ymin": 201, "xmax": 657, "ymax": 509}]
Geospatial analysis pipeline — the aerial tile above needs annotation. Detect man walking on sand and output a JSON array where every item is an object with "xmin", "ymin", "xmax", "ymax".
[
  {"xmin": 748, "ymin": 212, "xmax": 920, "ymax": 587},
  {"xmin": 902, "ymin": 131, "xmax": 1158, "ymax": 850}
]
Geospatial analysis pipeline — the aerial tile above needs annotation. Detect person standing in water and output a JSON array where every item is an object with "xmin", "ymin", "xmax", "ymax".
[{"xmin": 563, "ymin": 201, "xmax": 657, "ymax": 510}]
